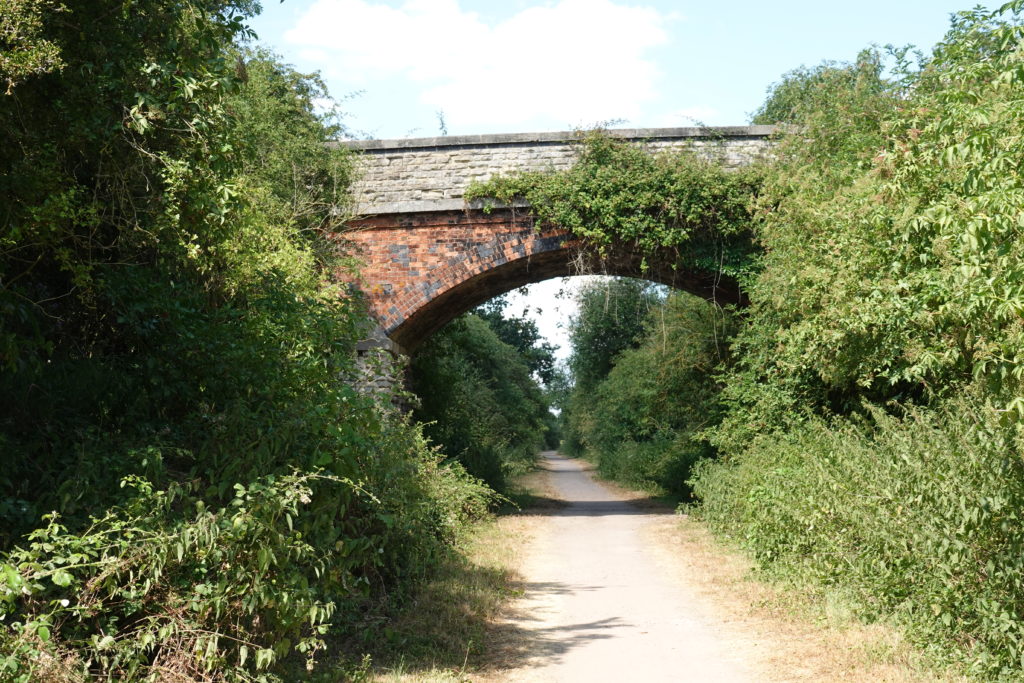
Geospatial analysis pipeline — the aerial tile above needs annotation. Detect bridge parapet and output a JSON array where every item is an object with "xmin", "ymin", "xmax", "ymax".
[{"xmin": 339, "ymin": 126, "xmax": 777, "ymax": 216}]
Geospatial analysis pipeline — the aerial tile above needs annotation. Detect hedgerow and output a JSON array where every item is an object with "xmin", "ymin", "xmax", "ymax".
[
  {"xmin": 0, "ymin": 2, "xmax": 493, "ymax": 679},
  {"xmin": 693, "ymin": 396, "xmax": 1024, "ymax": 677},
  {"xmin": 695, "ymin": 2, "xmax": 1024, "ymax": 675}
]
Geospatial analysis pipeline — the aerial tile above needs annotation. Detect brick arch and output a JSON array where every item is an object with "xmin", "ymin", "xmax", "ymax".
[
  {"xmin": 336, "ymin": 127, "xmax": 774, "ymax": 353},
  {"xmin": 341, "ymin": 207, "xmax": 744, "ymax": 352}
]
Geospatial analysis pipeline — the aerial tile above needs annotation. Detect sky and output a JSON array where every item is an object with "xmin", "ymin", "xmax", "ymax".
[{"xmin": 247, "ymin": 0, "xmax": 997, "ymax": 360}]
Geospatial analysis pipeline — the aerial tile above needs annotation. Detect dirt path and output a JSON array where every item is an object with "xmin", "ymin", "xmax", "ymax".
[
  {"xmin": 490, "ymin": 452, "xmax": 758, "ymax": 682},
  {"xmin": 479, "ymin": 452, "xmax": 950, "ymax": 683}
]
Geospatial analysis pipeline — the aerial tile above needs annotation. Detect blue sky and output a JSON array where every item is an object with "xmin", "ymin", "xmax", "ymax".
[
  {"xmin": 246, "ymin": 0, "xmax": 999, "ymax": 360},
  {"xmin": 248, "ymin": 0, "xmax": 996, "ymax": 140}
]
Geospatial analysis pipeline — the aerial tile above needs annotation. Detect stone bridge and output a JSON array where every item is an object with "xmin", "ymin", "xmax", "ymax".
[{"xmin": 337, "ymin": 126, "xmax": 776, "ymax": 354}]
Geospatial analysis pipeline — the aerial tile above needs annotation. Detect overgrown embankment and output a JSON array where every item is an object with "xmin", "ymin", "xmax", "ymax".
[
  {"xmin": 474, "ymin": 3, "xmax": 1024, "ymax": 676},
  {"xmin": 0, "ymin": 2, "xmax": 493, "ymax": 680},
  {"xmin": 695, "ymin": 4, "xmax": 1024, "ymax": 676},
  {"xmin": 409, "ymin": 297, "xmax": 559, "ymax": 492}
]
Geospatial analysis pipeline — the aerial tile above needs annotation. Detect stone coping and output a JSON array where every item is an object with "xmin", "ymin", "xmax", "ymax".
[
  {"xmin": 336, "ymin": 125, "xmax": 779, "ymax": 152},
  {"xmin": 350, "ymin": 198, "xmax": 531, "ymax": 215}
]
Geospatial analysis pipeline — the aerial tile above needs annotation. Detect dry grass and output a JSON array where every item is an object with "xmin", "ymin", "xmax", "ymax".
[
  {"xmin": 499, "ymin": 465, "xmax": 568, "ymax": 515},
  {"xmin": 360, "ymin": 515, "xmax": 535, "ymax": 681},
  {"xmin": 359, "ymin": 467, "xmax": 555, "ymax": 682},
  {"xmin": 644, "ymin": 514, "xmax": 965, "ymax": 682},
  {"xmin": 355, "ymin": 456, "xmax": 967, "ymax": 682}
]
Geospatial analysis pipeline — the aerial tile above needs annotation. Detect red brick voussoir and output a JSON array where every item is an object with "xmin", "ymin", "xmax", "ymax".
[
  {"xmin": 335, "ymin": 207, "xmax": 574, "ymax": 351},
  {"xmin": 334, "ymin": 205, "xmax": 746, "ymax": 353}
]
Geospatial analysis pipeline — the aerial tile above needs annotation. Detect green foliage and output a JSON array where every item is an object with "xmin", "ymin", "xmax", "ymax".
[
  {"xmin": 560, "ymin": 277, "xmax": 659, "ymax": 457},
  {"xmin": 693, "ymin": 395, "xmax": 1024, "ymax": 678},
  {"xmin": 410, "ymin": 312, "xmax": 551, "ymax": 490},
  {"xmin": 466, "ymin": 130, "xmax": 763, "ymax": 280},
  {"xmin": 0, "ymin": 0, "xmax": 65, "ymax": 94},
  {"xmin": 0, "ymin": 420, "xmax": 494, "ymax": 681},
  {"xmin": 567, "ymin": 277, "xmax": 660, "ymax": 394},
  {"xmin": 565, "ymin": 288, "xmax": 732, "ymax": 496},
  {"xmin": 751, "ymin": 48, "xmax": 898, "ymax": 170},
  {"xmin": 691, "ymin": 1, "xmax": 1024, "ymax": 676},
  {"xmin": 874, "ymin": 4, "xmax": 1024, "ymax": 408},
  {"xmin": 1, "ymin": 0, "xmax": 256, "ymax": 371},
  {"xmin": 227, "ymin": 47, "xmax": 356, "ymax": 239},
  {"xmin": 1, "ymin": 473, "xmax": 342, "ymax": 679},
  {"xmin": 0, "ymin": 1, "xmax": 495, "ymax": 679},
  {"xmin": 713, "ymin": 2, "xmax": 1024, "ymax": 442},
  {"xmin": 473, "ymin": 294, "xmax": 557, "ymax": 385}
]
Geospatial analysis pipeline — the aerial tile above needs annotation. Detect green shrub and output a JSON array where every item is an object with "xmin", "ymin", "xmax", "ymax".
[
  {"xmin": 0, "ymin": 416, "xmax": 495, "ymax": 681},
  {"xmin": 695, "ymin": 5, "xmax": 1024, "ymax": 675},
  {"xmin": 410, "ymin": 313, "xmax": 551, "ymax": 491},
  {"xmin": 693, "ymin": 394, "xmax": 1024, "ymax": 677},
  {"xmin": 566, "ymin": 289, "xmax": 731, "ymax": 496},
  {"xmin": 0, "ymin": 2, "xmax": 497, "ymax": 679}
]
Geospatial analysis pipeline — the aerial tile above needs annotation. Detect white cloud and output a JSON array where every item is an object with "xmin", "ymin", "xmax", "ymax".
[
  {"xmin": 296, "ymin": 48, "xmax": 333, "ymax": 65},
  {"xmin": 284, "ymin": 0, "xmax": 672, "ymax": 129}
]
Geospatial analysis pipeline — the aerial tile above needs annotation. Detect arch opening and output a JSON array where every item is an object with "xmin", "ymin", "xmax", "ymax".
[{"xmin": 391, "ymin": 242, "xmax": 744, "ymax": 352}]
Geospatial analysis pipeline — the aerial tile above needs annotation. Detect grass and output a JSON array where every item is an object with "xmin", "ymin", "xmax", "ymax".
[
  {"xmin": 646, "ymin": 514, "xmax": 970, "ymax": 682},
  {"xmin": 339, "ymin": 515, "xmax": 528, "ymax": 682},
  {"xmin": 321, "ymin": 453, "xmax": 970, "ymax": 682},
  {"xmin": 377, "ymin": 519, "xmax": 522, "ymax": 676},
  {"xmin": 496, "ymin": 464, "xmax": 567, "ymax": 515},
  {"xmin": 313, "ymin": 466, "xmax": 552, "ymax": 682}
]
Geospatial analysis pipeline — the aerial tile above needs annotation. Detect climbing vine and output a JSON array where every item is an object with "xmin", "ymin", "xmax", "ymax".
[{"xmin": 465, "ymin": 131, "xmax": 766, "ymax": 281}]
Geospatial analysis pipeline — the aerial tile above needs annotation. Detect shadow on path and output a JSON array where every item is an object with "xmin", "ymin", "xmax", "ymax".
[
  {"xmin": 486, "ymin": 581, "xmax": 627, "ymax": 665},
  {"xmin": 540, "ymin": 499, "xmax": 656, "ymax": 517},
  {"xmin": 349, "ymin": 451, "xmax": 672, "ymax": 679}
]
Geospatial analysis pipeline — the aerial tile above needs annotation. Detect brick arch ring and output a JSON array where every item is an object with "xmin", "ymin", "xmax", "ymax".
[
  {"xmin": 335, "ymin": 126, "xmax": 773, "ymax": 354},
  {"xmin": 339, "ymin": 207, "xmax": 744, "ymax": 353}
]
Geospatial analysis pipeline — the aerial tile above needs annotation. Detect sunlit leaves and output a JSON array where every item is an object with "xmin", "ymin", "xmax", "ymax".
[
  {"xmin": 565, "ymin": 289, "xmax": 732, "ymax": 496},
  {"xmin": 466, "ymin": 130, "xmax": 763, "ymax": 279},
  {"xmin": 698, "ymin": 2, "xmax": 1024, "ymax": 676},
  {"xmin": 0, "ymin": 0, "xmax": 65, "ymax": 94}
]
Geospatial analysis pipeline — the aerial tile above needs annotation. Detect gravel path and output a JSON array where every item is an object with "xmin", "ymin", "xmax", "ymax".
[{"xmin": 499, "ymin": 452, "xmax": 758, "ymax": 682}]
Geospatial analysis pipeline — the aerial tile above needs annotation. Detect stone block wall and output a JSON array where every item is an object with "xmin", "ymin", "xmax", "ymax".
[{"xmin": 339, "ymin": 126, "xmax": 776, "ymax": 216}]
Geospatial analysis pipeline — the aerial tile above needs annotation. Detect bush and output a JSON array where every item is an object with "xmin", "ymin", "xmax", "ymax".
[
  {"xmin": 566, "ymin": 289, "xmax": 731, "ymax": 496},
  {"xmin": 696, "ymin": 5, "xmax": 1024, "ymax": 675},
  {"xmin": 410, "ymin": 313, "xmax": 551, "ymax": 491},
  {"xmin": 693, "ymin": 395, "xmax": 1024, "ymax": 677},
  {"xmin": 0, "ymin": 2, "xmax": 497, "ymax": 679}
]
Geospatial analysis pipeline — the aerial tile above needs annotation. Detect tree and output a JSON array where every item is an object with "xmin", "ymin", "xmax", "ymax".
[
  {"xmin": 474, "ymin": 294, "xmax": 558, "ymax": 384},
  {"xmin": 568, "ymin": 278, "xmax": 662, "ymax": 393},
  {"xmin": 410, "ymin": 313, "xmax": 551, "ymax": 490}
]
